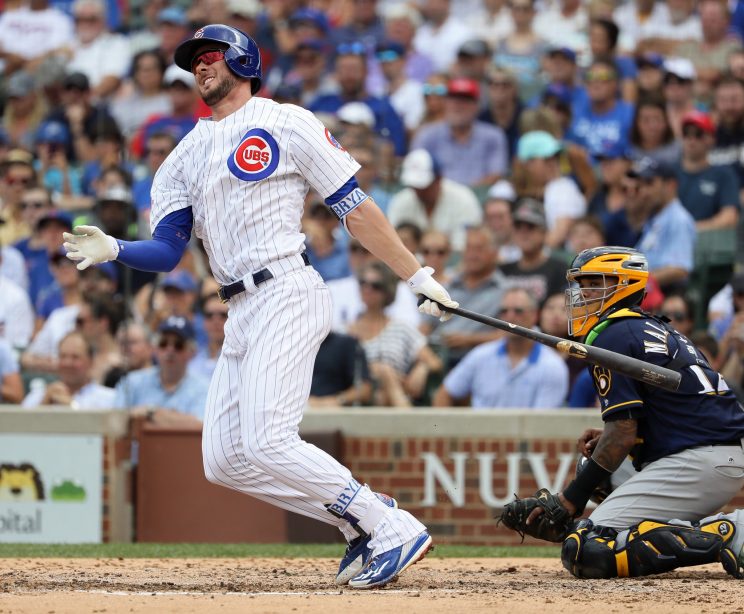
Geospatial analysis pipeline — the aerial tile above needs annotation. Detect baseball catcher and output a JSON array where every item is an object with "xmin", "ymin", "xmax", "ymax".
[{"xmin": 500, "ymin": 246, "xmax": 744, "ymax": 579}]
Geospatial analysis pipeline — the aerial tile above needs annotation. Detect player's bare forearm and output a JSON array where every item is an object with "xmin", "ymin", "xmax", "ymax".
[
  {"xmin": 591, "ymin": 418, "xmax": 637, "ymax": 471},
  {"xmin": 345, "ymin": 198, "xmax": 421, "ymax": 279}
]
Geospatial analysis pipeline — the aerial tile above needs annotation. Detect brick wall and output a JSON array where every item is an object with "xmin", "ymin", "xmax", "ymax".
[{"xmin": 342, "ymin": 434, "xmax": 744, "ymax": 546}]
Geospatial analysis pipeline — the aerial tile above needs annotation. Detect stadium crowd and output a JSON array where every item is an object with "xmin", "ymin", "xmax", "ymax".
[{"xmin": 2, "ymin": 0, "xmax": 744, "ymax": 415}]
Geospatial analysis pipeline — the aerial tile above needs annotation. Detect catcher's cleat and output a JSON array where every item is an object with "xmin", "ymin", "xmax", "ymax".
[
  {"xmin": 335, "ymin": 492, "xmax": 398, "ymax": 586},
  {"xmin": 348, "ymin": 530, "xmax": 432, "ymax": 589}
]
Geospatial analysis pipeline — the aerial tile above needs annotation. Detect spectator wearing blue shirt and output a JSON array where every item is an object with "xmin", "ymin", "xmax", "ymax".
[
  {"xmin": 531, "ymin": 47, "xmax": 588, "ymax": 115},
  {"xmin": 432, "ymin": 286, "xmax": 568, "ymax": 409},
  {"xmin": 631, "ymin": 157, "xmax": 697, "ymax": 292},
  {"xmin": 587, "ymin": 18, "xmax": 638, "ymax": 103},
  {"xmin": 115, "ymin": 316, "xmax": 209, "ymax": 421},
  {"xmin": 412, "ymin": 77, "xmax": 509, "ymax": 187},
  {"xmin": 567, "ymin": 59, "xmax": 634, "ymax": 161},
  {"xmin": 309, "ymin": 43, "xmax": 407, "ymax": 156},
  {"xmin": 132, "ymin": 131, "xmax": 177, "ymax": 214},
  {"xmin": 33, "ymin": 121, "xmax": 84, "ymax": 198},
  {"xmin": 677, "ymin": 110, "xmax": 740, "ymax": 230}
]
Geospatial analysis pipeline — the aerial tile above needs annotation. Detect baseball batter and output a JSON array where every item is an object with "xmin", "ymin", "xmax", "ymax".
[
  {"xmin": 500, "ymin": 247, "xmax": 744, "ymax": 579},
  {"xmin": 63, "ymin": 25, "xmax": 457, "ymax": 589}
]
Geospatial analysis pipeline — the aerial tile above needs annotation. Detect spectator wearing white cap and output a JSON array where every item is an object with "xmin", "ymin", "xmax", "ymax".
[
  {"xmin": 386, "ymin": 149, "xmax": 482, "ymax": 252},
  {"xmin": 226, "ymin": 0, "xmax": 263, "ymax": 39},
  {"xmin": 68, "ymin": 0, "xmax": 131, "ymax": 98},
  {"xmin": 381, "ymin": 4, "xmax": 435, "ymax": 84},
  {"xmin": 663, "ymin": 57, "xmax": 698, "ymax": 139},
  {"xmin": 131, "ymin": 64, "xmax": 201, "ymax": 159},
  {"xmin": 483, "ymin": 180, "xmax": 521, "ymax": 264}
]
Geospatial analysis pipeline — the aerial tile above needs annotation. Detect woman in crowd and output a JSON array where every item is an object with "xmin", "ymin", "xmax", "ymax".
[
  {"xmin": 629, "ymin": 98, "xmax": 682, "ymax": 166},
  {"xmin": 348, "ymin": 261, "xmax": 443, "ymax": 407}
]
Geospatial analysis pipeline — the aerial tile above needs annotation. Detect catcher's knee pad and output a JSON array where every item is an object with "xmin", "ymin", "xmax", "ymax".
[
  {"xmin": 562, "ymin": 518, "xmax": 737, "ymax": 579},
  {"xmin": 561, "ymin": 519, "xmax": 619, "ymax": 579}
]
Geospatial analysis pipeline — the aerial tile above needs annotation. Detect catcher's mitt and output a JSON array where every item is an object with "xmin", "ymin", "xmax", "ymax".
[{"xmin": 498, "ymin": 488, "xmax": 574, "ymax": 543}]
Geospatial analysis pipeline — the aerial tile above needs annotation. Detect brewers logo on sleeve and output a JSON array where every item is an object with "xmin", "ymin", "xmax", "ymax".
[
  {"xmin": 593, "ymin": 365, "xmax": 612, "ymax": 397},
  {"xmin": 227, "ymin": 128, "xmax": 280, "ymax": 181}
]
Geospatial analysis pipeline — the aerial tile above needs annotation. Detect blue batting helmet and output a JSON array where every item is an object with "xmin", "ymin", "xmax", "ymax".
[{"xmin": 174, "ymin": 24, "xmax": 262, "ymax": 94}]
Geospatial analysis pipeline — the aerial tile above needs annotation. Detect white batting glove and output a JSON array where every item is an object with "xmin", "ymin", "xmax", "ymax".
[
  {"xmin": 63, "ymin": 225, "xmax": 119, "ymax": 271},
  {"xmin": 407, "ymin": 266, "xmax": 459, "ymax": 322}
]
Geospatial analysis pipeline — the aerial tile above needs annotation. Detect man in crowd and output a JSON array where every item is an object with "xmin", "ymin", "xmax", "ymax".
[
  {"xmin": 677, "ymin": 111, "xmax": 740, "ymax": 230},
  {"xmin": 386, "ymin": 149, "xmax": 482, "ymax": 252},
  {"xmin": 22, "ymin": 331, "xmax": 115, "ymax": 409},
  {"xmin": 633, "ymin": 157, "xmax": 696, "ymax": 292},
  {"xmin": 433, "ymin": 286, "xmax": 568, "ymax": 408},
  {"xmin": 709, "ymin": 76, "xmax": 744, "ymax": 200},
  {"xmin": 114, "ymin": 316, "xmax": 209, "ymax": 421},
  {"xmin": 411, "ymin": 77, "xmax": 508, "ymax": 187},
  {"xmin": 428, "ymin": 226, "xmax": 507, "ymax": 367},
  {"xmin": 499, "ymin": 198, "xmax": 569, "ymax": 305}
]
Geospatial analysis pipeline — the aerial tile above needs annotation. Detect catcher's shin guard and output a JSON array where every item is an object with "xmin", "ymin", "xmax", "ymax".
[{"xmin": 562, "ymin": 518, "xmax": 738, "ymax": 579}]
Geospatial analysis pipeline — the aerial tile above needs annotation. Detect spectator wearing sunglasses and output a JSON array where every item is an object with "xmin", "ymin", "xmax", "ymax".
[
  {"xmin": 0, "ymin": 158, "xmax": 37, "ymax": 246},
  {"xmin": 309, "ymin": 42, "xmax": 407, "ymax": 157},
  {"xmin": 189, "ymin": 293, "xmax": 228, "ymax": 379},
  {"xmin": 659, "ymin": 293, "xmax": 695, "ymax": 337},
  {"xmin": 566, "ymin": 59, "xmax": 634, "ymax": 160},
  {"xmin": 348, "ymin": 261, "xmax": 443, "ymax": 407},
  {"xmin": 419, "ymin": 74, "xmax": 449, "ymax": 128},
  {"xmin": 375, "ymin": 40, "xmax": 425, "ymax": 132},
  {"xmin": 23, "ymin": 331, "xmax": 116, "ymax": 409},
  {"xmin": 380, "ymin": 4, "xmax": 434, "ymax": 84},
  {"xmin": 114, "ymin": 315, "xmax": 209, "ymax": 420},
  {"xmin": 677, "ymin": 111, "xmax": 740, "ymax": 231},
  {"xmin": 479, "ymin": 67, "xmax": 524, "ymax": 159},
  {"xmin": 433, "ymin": 286, "xmax": 568, "ymax": 408}
]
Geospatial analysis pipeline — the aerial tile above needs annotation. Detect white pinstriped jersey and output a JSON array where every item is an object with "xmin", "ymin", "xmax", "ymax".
[{"xmin": 150, "ymin": 97, "xmax": 361, "ymax": 284}]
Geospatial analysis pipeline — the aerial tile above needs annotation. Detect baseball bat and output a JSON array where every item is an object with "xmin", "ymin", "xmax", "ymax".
[{"xmin": 423, "ymin": 300, "xmax": 682, "ymax": 391}]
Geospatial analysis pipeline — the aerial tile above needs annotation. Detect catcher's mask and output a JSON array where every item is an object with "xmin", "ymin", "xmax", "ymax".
[{"xmin": 565, "ymin": 246, "xmax": 648, "ymax": 338}]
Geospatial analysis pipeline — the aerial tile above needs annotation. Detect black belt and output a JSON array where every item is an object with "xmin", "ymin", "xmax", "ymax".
[{"xmin": 218, "ymin": 252, "xmax": 310, "ymax": 303}]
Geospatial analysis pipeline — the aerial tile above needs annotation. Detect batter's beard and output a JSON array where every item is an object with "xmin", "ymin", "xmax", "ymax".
[{"xmin": 201, "ymin": 73, "xmax": 239, "ymax": 106}]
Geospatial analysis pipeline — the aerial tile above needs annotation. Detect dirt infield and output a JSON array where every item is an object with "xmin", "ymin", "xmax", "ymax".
[{"xmin": 1, "ymin": 557, "xmax": 742, "ymax": 614}]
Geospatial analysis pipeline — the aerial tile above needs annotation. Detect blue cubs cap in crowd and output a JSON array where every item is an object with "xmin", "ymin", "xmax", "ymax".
[
  {"xmin": 37, "ymin": 209, "xmax": 73, "ymax": 231},
  {"xmin": 289, "ymin": 8, "xmax": 329, "ymax": 33},
  {"xmin": 548, "ymin": 47, "xmax": 577, "ymax": 63},
  {"xmin": 517, "ymin": 130, "xmax": 563, "ymax": 161},
  {"xmin": 627, "ymin": 156, "xmax": 677, "ymax": 180},
  {"xmin": 158, "ymin": 315, "xmax": 196, "ymax": 341},
  {"xmin": 35, "ymin": 121, "xmax": 71, "ymax": 146},
  {"xmin": 161, "ymin": 270, "xmax": 198, "ymax": 292}
]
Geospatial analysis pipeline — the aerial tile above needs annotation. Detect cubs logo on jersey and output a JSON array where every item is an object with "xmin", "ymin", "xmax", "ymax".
[
  {"xmin": 227, "ymin": 128, "xmax": 280, "ymax": 181},
  {"xmin": 325, "ymin": 128, "xmax": 345, "ymax": 151}
]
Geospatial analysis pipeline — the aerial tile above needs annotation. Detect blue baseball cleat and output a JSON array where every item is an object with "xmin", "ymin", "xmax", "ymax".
[
  {"xmin": 335, "ymin": 492, "xmax": 398, "ymax": 586},
  {"xmin": 348, "ymin": 530, "xmax": 433, "ymax": 589}
]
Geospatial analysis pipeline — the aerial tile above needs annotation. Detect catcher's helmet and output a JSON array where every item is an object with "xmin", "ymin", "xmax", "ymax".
[
  {"xmin": 565, "ymin": 246, "xmax": 648, "ymax": 338},
  {"xmin": 174, "ymin": 24, "xmax": 262, "ymax": 94}
]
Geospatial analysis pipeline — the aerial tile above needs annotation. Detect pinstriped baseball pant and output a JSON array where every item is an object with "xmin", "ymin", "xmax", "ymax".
[{"xmin": 201, "ymin": 266, "xmax": 424, "ymax": 552}]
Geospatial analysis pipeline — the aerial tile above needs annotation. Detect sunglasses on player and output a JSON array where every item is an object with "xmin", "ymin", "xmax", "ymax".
[{"xmin": 191, "ymin": 49, "xmax": 226, "ymax": 73}]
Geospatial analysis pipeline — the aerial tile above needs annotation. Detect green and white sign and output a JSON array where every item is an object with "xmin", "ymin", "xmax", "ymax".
[{"xmin": 0, "ymin": 434, "xmax": 103, "ymax": 543}]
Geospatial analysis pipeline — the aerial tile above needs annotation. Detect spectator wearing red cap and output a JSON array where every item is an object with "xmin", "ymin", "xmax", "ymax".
[
  {"xmin": 410, "ymin": 77, "xmax": 508, "ymax": 187},
  {"xmin": 677, "ymin": 111, "xmax": 740, "ymax": 231}
]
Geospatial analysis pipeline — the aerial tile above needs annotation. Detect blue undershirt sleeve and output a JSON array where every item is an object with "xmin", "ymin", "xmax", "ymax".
[{"xmin": 114, "ymin": 207, "xmax": 193, "ymax": 272}]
